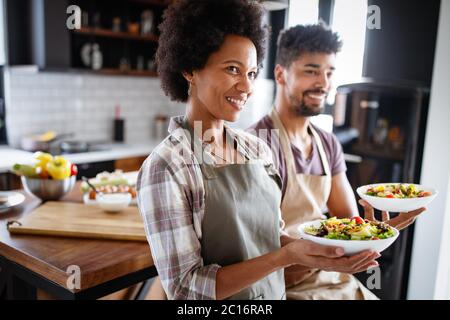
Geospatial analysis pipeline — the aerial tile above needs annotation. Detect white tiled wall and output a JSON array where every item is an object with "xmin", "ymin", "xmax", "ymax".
[
  {"xmin": 5, "ymin": 68, "xmax": 185, "ymax": 148},
  {"xmin": 5, "ymin": 68, "xmax": 275, "ymax": 148}
]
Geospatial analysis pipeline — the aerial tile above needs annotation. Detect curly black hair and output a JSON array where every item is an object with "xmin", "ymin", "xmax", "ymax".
[
  {"xmin": 276, "ymin": 23, "xmax": 343, "ymax": 68},
  {"xmin": 156, "ymin": 0, "xmax": 268, "ymax": 102}
]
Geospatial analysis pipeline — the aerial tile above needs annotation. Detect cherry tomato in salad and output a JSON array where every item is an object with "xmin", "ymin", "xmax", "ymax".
[{"xmin": 352, "ymin": 216, "xmax": 364, "ymax": 224}]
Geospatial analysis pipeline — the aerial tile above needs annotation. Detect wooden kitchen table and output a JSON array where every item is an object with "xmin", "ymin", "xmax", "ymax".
[{"xmin": 0, "ymin": 182, "xmax": 156, "ymax": 300}]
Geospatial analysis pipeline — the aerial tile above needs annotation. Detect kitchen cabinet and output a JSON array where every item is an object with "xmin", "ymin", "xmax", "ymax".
[
  {"xmin": 6, "ymin": 0, "xmax": 71, "ymax": 68},
  {"xmin": 0, "ymin": 172, "xmax": 21, "ymax": 191},
  {"xmin": 0, "ymin": 0, "xmax": 5, "ymax": 65},
  {"xmin": 5, "ymin": 0, "xmax": 171, "ymax": 77},
  {"xmin": 0, "ymin": 66, "xmax": 6, "ymax": 144},
  {"xmin": 76, "ymin": 160, "xmax": 116, "ymax": 179},
  {"xmin": 115, "ymin": 156, "xmax": 146, "ymax": 172},
  {"xmin": 363, "ymin": 0, "xmax": 440, "ymax": 86}
]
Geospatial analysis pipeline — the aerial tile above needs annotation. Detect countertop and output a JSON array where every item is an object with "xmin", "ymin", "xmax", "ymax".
[
  {"xmin": 0, "ymin": 141, "xmax": 160, "ymax": 173},
  {"xmin": 1, "ymin": 140, "xmax": 361, "ymax": 173},
  {"xmin": 0, "ymin": 182, "xmax": 155, "ymax": 299}
]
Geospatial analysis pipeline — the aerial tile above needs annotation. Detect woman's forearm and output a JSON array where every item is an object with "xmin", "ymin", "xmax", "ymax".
[
  {"xmin": 215, "ymin": 247, "xmax": 291, "ymax": 300},
  {"xmin": 280, "ymin": 234, "xmax": 314, "ymax": 287}
]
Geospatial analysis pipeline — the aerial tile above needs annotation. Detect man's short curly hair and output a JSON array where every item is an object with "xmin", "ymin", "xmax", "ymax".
[
  {"xmin": 276, "ymin": 23, "xmax": 343, "ymax": 68},
  {"xmin": 156, "ymin": 0, "xmax": 268, "ymax": 102}
]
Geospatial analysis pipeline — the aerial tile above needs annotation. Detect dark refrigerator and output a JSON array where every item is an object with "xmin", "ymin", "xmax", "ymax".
[
  {"xmin": 0, "ymin": 66, "xmax": 6, "ymax": 144},
  {"xmin": 333, "ymin": 79, "xmax": 429, "ymax": 300}
]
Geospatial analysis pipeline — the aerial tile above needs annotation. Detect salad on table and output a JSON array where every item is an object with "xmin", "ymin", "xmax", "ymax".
[{"xmin": 304, "ymin": 217, "xmax": 395, "ymax": 241}]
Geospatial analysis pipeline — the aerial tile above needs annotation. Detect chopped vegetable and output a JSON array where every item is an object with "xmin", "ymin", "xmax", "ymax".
[
  {"xmin": 304, "ymin": 217, "xmax": 395, "ymax": 241},
  {"xmin": 80, "ymin": 170, "xmax": 129, "ymax": 193},
  {"xmin": 366, "ymin": 184, "xmax": 431, "ymax": 198}
]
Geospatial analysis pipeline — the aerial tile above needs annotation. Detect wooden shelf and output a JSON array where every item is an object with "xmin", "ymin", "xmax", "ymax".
[
  {"xmin": 129, "ymin": 0, "xmax": 172, "ymax": 6},
  {"xmin": 68, "ymin": 0, "xmax": 169, "ymax": 77},
  {"xmin": 38, "ymin": 67, "xmax": 157, "ymax": 78},
  {"xmin": 73, "ymin": 27, "xmax": 158, "ymax": 42},
  {"xmin": 98, "ymin": 68, "xmax": 158, "ymax": 77}
]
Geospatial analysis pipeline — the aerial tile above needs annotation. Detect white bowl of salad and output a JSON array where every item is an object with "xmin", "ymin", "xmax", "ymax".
[
  {"xmin": 298, "ymin": 217, "xmax": 399, "ymax": 256},
  {"xmin": 356, "ymin": 183, "xmax": 437, "ymax": 213}
]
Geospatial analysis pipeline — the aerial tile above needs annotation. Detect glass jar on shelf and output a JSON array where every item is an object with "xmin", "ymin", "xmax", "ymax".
[
  {"xmin": 112, "ymin": 17, "xmax": 121, "ymax": 32},
  {"xmin": 119, "ymin": 58, "xmax": 130, "ymax": 71}
]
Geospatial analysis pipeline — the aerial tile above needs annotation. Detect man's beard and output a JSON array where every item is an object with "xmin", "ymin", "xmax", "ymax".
[{"xmin": 289, "ymin": 89, "xmax": 327, "ymax": 117}]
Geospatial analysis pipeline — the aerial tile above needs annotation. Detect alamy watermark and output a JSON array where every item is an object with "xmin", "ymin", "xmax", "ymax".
[
  {"xmin": 66, "ymin": 4, "xmax": 382, "ymax": 31},
  {"xmin": 367, "ymin": 5, "xmax": 382, "ymax": 30},
  {"xmin": 66, "ymin": 5, "xmax": 81, "ymax": 30},
  {"xmin": 66, "ymin": 264, "xmax": 81, "ymax": 290},
  {"xmin": 366, "ymin": 266, "xmax": 382, "ymax": 290},
  {"xmin": 153, "ymin": 121, "xmax": 283, "ymax": 166}
]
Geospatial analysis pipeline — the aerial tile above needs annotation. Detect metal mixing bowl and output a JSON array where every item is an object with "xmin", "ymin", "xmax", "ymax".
[{"xmin": 21, "ymin": 175, "xmax": 76, "ymax": 201}]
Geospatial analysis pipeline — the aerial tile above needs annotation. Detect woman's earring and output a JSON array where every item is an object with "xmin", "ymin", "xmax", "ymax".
[{"xmin": 188, "ymin": 82, "xmax": 192, "ymax": 97}]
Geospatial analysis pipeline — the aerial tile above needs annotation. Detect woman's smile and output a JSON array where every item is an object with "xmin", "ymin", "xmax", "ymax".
[{"xmin": 225, "ymin": 95, "xmax": 247, "ymax": 111}]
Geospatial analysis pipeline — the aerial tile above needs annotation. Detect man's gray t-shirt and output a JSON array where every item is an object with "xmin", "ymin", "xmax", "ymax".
[{"xmin": 247, "ymin": 115, "xmax": 347, "ymax": 199}]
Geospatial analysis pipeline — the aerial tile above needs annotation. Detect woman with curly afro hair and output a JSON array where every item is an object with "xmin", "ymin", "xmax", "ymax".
[{"xmin": 137, "ymin": 0, "xmax": 369, "ymax": 300}]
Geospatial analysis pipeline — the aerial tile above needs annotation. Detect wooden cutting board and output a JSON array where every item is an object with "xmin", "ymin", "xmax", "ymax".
[{"xmin": 7, "ymin": 201, "xmax": 147, "ymax": 241}]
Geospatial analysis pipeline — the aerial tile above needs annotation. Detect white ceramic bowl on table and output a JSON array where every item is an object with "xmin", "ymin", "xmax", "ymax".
[
  {"xmin": 0, "ymin": 191, "xmax": 26, "ymax": 211},
  {"xmin": 298, "ymin": 220, "xmax": 399, "ymax": 256},
  {"xmin": 96, "ymin": 192, "xmax": 132, "ymax": 213},
  {"xmin": 83, "ymin": 193, "xmax": 138, "ymax": 206},
  {"xmin": 356, "ymin": 183, "xmax": 437, "ymax": 213}
]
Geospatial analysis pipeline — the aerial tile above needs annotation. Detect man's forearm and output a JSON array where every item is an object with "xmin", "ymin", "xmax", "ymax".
[
  {"xmin": 327, "ymin": 173, "xmax": 360, "ymax": 218},
  {"xmin": 284, "ymin": 264, "xmax": 315, "ymax": 287}
]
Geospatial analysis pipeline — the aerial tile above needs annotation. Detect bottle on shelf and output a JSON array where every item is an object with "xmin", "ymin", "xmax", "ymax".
[
  {"xmin": 137, "ymin": 55, "xmax": 144, "ymax": 71},
  {"xmin": 141, "ymin": 10, "xmax": 154, "ymax": 35},
  {"xmin": 114, "ymin": 105, "xmax": 125, "ymax": 142},
  {"xmin": 91, "ymin": 44, "xmax": 103, "ymax": 70}
]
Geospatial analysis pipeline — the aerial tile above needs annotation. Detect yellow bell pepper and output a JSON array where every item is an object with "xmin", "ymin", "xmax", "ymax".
[
  {"xmin": 33, "ymin": 152, "xmax": 54, "ymax": 179},
  {"xmin": 46, "ymin": 156, "xmax": 71, "ymax": 180}
]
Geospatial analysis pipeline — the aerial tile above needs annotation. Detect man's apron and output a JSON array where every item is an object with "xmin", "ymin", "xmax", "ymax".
[{"xmin": 269, "ymin": 108, "xmax": 377, "ymax": 300}]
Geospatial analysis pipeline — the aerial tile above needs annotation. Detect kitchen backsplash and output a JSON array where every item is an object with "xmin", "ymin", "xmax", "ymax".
[
  {"xmin": 5, "ymin": 68, "xmax": 183, "ymax": 148},
  {"xmin": 5, "ymin": 67, "xmax": 274, "ymax": 148}
]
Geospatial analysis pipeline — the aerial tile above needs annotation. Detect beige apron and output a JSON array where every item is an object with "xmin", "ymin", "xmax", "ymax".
[{"xmin": 269, "ymin": 108, "xmax": 378, "ymax": 300}]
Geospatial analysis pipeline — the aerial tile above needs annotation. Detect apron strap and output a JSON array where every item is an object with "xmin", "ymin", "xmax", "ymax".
[
  {"xmin": 269, "ymin": 108, "xmax": 331, "ymax": 177},
  {"xmin": 269, "ymin": 108, "xmax": 298, "ymax": 179},
  {"xmin": 309, "ymin": 125, "xmax": 331, "ymax": 177}
]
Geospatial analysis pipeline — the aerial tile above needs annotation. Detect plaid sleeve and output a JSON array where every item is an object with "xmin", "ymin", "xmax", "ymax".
[{"xmin": 137, "ymin": 151, "xmax": 221, "ymax": 300}]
